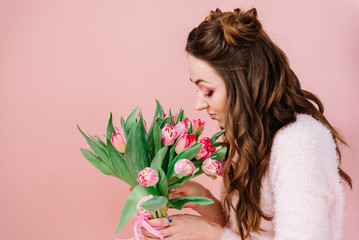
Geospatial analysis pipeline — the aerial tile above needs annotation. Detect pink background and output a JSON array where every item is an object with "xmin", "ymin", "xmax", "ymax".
[{"xmin": 0, "ymin": 0, "xmax": 358, "ymax": 239}]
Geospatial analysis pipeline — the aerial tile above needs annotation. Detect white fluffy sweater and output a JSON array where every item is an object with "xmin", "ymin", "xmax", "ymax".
[{"xmin": 220, "ymin": 114, "xmax": 345, "ymax": 240}]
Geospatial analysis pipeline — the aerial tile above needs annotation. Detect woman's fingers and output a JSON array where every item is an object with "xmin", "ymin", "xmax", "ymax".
[
  {"xmin": 142, "ymin": 226, "xmax": 173, "ymax": 239},
  {"xmin": 146, "ymin": 218, "xmax": 170, "ymax": 227},
  {"xmin": 142, "ymin": 218, "xmax": 173, "ymax": 239}
]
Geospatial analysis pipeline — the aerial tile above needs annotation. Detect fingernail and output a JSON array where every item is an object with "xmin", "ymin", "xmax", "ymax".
[{"xmin": 171, "ymin": 188, "xmax": 176, "ymax": 192}]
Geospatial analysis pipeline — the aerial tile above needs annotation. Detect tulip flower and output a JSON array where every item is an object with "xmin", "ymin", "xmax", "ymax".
[
  {"xmin": 192, "ymin": 119, "xmax": 205, "ymax": 135},
  {"xmin": 202, "ymin": 158, "xmax": 221, "ymax": 176},
  {"xmin": 175, "ymin": 133, "xmax": 196, "ymax": 154},
  {"xmin": 174, "ymin": 159, "xmax": 196, "ymax": 177},
  {"xmin": 174, "ymin": 117, "xmax": 191, "ymax": 136},
  {"xmin": 174, "ymin": 122, "xmax": 187, "ymax": 136},
  {"xmin": 137, "ymin": 167, "xmax": 159, "ymax": 187},
  {"xmin": 137, "ymin": 195, "xmax": 154, "ymax": 219},
  {"xmin": 111, "ymin": 131, "xmax": 126, "ymax": 153},
  {"xmin": 195, "ymin": 137, "xmax": 216, "ymax": 160},
  {"xmin": 162, "ymin": 124, "xmax": 178, "ymax": 145}
]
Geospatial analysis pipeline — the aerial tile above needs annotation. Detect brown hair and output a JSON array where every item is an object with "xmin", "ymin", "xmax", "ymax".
[{"xmin": 185, "ymin": 8, "xmax": 352, "ymax": 239}]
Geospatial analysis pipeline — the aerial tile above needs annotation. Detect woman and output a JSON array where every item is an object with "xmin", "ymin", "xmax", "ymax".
[{"xmin": 143, "ymin": 8, "xmax": 352, "ymax": 240}]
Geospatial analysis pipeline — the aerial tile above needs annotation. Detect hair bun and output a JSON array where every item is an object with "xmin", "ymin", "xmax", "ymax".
[{"xmin": 206, "ymin": 8, "xmax": 262, "ymax": 47}]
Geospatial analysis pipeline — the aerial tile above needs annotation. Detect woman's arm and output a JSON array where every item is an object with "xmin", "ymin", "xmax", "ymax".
[{"xmin": 270, "ymin": 117, "xmax": 340, "ymax": 239}]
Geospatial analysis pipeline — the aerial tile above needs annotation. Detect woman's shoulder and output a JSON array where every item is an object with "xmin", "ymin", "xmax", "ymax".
[
  {"xmin": 270, "ymin": 114, "xmax": 338, "ymax": 169},
  {"xmin": 273, "ymin": 114, "xmax": 335, "ymax": 148}
]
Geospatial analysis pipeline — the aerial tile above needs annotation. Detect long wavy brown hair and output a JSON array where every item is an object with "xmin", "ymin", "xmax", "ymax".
[{"xmin": 185, "ymin": 7, "xmax": 352, "ymax": 239}]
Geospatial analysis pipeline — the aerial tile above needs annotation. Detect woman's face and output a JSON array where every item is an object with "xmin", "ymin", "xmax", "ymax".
[{"xmin": 187, "ymin": 54, "xmax": 227, "ymax": 128}]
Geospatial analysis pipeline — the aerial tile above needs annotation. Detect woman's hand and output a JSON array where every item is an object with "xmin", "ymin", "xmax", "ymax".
[
  {"xmin": 169, "ymin": 181, "xmax": 211, "ymax": 210},
  {"xmin": 142, "ymin": 214, "xmax": 224, "ymax": 240},
  {"xmin": 169, "ymin": 181, "xmax": 226, "ymax": 226}
]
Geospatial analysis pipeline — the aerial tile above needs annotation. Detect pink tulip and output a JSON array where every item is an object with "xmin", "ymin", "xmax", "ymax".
[
  {"xmin": 174, "ymin": 159, "xmax": 195, "ymax": 177},
  {"xmin": 195, "ymin": 137, "xmax": 216, "ymax": 160},
  {"xmin": 137, "ymin": 195, "xmax": 154, "ymax": 219},
  {"xmin": 137, "ymin": 167, "xmax": 159, "ymax": 187},
  {"xmin": 161, "ymin": 124, "xmax": 178, "ymax": 145},
  {"xmin": 174, "ymin": 117, "xmax": 191, "ymax": 136},
  {"xmin": 111, "ymin": 131, "xmax": 126, "ymax": 153},
  {"xmin": 202, "ymin": 158, "xmax": 221, "ymax": 176},
  {"xmin": 192, "ymin": 119, "xmax": 205, "ymax": 135},
  {"xmin": 217, "ymin": 159, "xmax": 226, "ymax": 176},
  {"xmin": 174, "ymin": 122, "xmax": 187, "ymax": 136},
  {"xmin": 175, "ymin": 133, "xmax": 196, "ymax": 154}
]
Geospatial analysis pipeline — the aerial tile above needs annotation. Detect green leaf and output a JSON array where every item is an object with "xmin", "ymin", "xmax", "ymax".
[
  {"xmin": 107, "ymin": 138, "xmax": 138, "ymax": 187},
  {"xmin": 155, "ymin": 99, "xmax": 164, "ymax": 120},
  {"xmin": 169, "ymin": 108, "xmax": 172, "ymax": 119},
  {"xmin": 147, "ymin": 100, "xmax": 164, "ymax": 158},
  {"xmin": 116, "ymin": 185, "xmax": 158, "ymax": 232},
  {"xmin": 140, "ymin": 196, "xmax": 168, "ymax": 212},
  {"xmin": 212, "ymin": 142, "xmax": 224, "ymax": 147},
  {"xmin": 80, "ymin": 148, "xmax": 118, "ymax": 177},
  {"xmin": 121, "ymin": 117, "xmax": 125, "ymax": 130},
  {"xmin": 175, "ymin": 108, "xmax": 184, "ymax": 124},
  {"xmin": 124, "ymin": 115, "xmax": 151, "ymax": 179},
  {"xmin": 167, "ymin": 143, "xmax": 202, "ymax": 179},
  {"xmin": 150, "ymin": 146, "xmax": 168, "ymax": 171},
  {"xmin": 106, "ymin": 112, "xmax": 116, "ymax": 139},
  {"xmin": 168, "ymin": 144, "xmax": 177, "ymax": 165},
  {"xmin": 124, "ymin": 107, "xmax": 138, "ymax": 138},
  {"xmin": 169, "ymin": 196, "xmax": 214, "ymax": 210},
  {"xmin": 160, "ymin": 116, "xmax": 173, "ymax": 128},
  {"xmin": 153, "ymin": 122, "xmax": 162, "ymax": 156},
  {"xmin": 77, "ymin": 125, "xmax": 109, "ymax": 164},
  {"xmin": 89, "ymin": 134, "xmax": 107, "ymax": 151},
  {"xmin": 210, "ymin": 147, "xmax": 227, "ymax": 162},
  {"xmin": 209, "ymin": 129, "xmax": 225, "ymax": 144},
  {"xmin": 157, "ymin": 168, "xmax": 168, "ymax": 196},
  {"xmin": 187, "ymin": 121, "xmax": 193, "ymax": 134}
]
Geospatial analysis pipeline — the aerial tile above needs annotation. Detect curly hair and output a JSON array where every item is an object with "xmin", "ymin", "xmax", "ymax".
[{"xmin": 185, "ymin": 8, "xmax": 352, "ymax": 239}]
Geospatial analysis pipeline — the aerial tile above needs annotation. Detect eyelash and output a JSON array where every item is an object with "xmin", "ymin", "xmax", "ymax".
[{"xmin": 204, "ymin": 91, "xmax": 213, "ymax": 97}]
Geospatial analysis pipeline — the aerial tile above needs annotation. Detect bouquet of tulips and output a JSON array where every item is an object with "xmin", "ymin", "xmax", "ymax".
[{"xmin": 77, "ymin": 100, "xmax": 226, "ymax": 236}]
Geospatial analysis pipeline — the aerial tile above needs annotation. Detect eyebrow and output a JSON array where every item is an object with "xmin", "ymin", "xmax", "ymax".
[{"xmin": 189, "ymin": 78, "xmax": 209, "ymax": 85}]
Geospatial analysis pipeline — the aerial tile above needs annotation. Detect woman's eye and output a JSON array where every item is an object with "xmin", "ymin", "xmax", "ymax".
[{"xmin": 204, "ymin": 91, "xmax": 213, "ymax": 97}]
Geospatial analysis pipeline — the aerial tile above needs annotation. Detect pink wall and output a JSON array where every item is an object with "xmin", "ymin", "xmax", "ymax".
[{"xmin": 0, "ymin": 0, "xmax": 358, "ymax": 239}]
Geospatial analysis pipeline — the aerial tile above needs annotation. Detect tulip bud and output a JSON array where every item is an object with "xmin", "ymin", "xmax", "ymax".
[
  {"xmin": 175, "ymin": 133, "xmax": 196, "ymax": 154},
  {"xmin": 192, "ymin": 119, "xmax": 205, "ymax": 135},
  {"xmin": 137, "ymin": 195, "xmax": 154, "ymax": 219},
  {"xmin": 111, "ymin": 132, "xmax": 126, "ymax": 153},
  {"xmin": 137, "ymin": 167, "xmax": 159, "ymax": 187},
  {"xmin": 202, "ymin": 158, "xmax": 221, "ymax": 176},
  {"xmin": 161, "ymin": 124, "xmax": 178, "ymax": 145},
  {"xmin": 195, "ymin": 137, "xmax": 216, "ymax": 160},
  {"xmin": 174, "ymin": 159, "xmax": 195, "ymax": 177}
]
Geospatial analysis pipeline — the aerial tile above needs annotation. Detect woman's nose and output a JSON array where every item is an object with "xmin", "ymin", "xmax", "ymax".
[{"xmin": 195, "ymin": 96, "xmax": 208, "ymax": 111}]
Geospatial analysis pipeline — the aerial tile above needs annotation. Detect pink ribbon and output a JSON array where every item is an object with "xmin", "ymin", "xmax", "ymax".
[{"xmin": 112, "ymin": 214, "xmax": 165, "ymax": 240}]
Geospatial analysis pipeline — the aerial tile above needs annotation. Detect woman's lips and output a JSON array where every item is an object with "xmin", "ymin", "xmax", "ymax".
[{"xmin": 209, "ymin": 114, "xmax": 217, "ymax": 120}]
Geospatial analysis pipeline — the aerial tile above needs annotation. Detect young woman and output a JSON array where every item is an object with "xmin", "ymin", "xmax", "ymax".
[{"xmin": 143, "ymin": 8, "xmax": 352, "ymax": 240}]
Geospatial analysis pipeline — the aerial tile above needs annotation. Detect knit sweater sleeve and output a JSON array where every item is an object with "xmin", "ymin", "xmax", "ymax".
[{"xmin": 269, "ymin": 115, "xmax": 338, "ymax": 239}]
